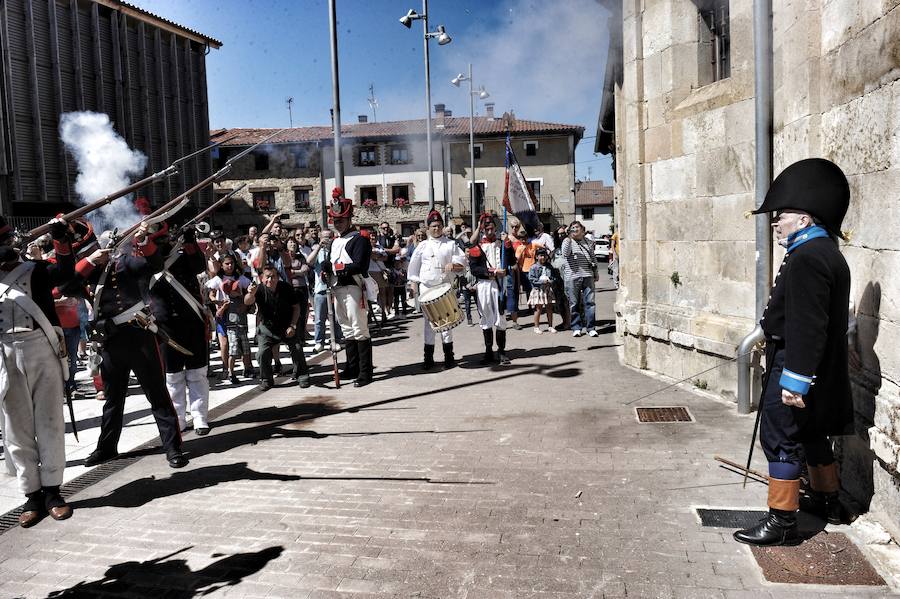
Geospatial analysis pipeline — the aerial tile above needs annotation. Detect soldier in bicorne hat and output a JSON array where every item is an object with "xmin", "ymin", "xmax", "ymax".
[
  {"xmin": 323, "ymin": 187, "xmax": 374, "ymax": 387},
  {"xmin": 733, "ymin": 158, "xmax": 854, "ymax": 546}
]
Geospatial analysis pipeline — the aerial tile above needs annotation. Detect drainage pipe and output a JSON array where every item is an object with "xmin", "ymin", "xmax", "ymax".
[{"xmin": 737, "ymin": 0, "xmax": 774, "ymax": 414}]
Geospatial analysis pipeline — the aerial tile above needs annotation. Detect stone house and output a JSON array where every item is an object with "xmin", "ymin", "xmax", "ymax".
[
  {"xmin": 210, "ymin": 107, "xmax": 583, "ymax": 238},
  {"xmin": 597, "ymin": 0, "xmax": 900, "ymax": 538},
  {"xmin": 574, "ymin": 180, "xmax": 614, "ymax": 238}
]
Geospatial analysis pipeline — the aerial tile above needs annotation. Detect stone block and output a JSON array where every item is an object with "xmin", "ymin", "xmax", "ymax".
[
  {"xmin": 722, "ymin": 99, "xmax": 755, "ymax": 146},
  {"xmin": 711, "ymin": 193, "xmax": 754, "ymax": 242},
  {"xmin": 822, "ymin": 0, "xmax": 886, "ymax": 55},
  {"xmin": 819, "ymin": 9, "xmax": 900, "ymax": 110},
  {"xmin": 873, "ymin": 388, "xmax": 900, "ymax": 441},
  {"xmin": 821, "ymin": 81, "xmax": 899, "ymax": 175},
  {"xmin": 774, "ymin": 115, "xmax": 822, "ymax": 168},
  {"xmin": 682, "ymin": 108, "xmax": 727, "ymax": 155},
  {"xmin": 650, "ymin": 155, "xmax": 696, "ymax": 202},
  {"xmin": 871, "ymin": 464, "xmax": 900, "ymax": 543},
  {"xmin": 870, "ymin": 427, "xmax": 900, "ymax": 471},
  {"xmin": 642, "ymin": 0, "xmax": 673, "ymax": 57},
  {"xmin": 695, "ymin": 142, "xmax": 754, "ymax": 197},
  {"xmin": 646, "ymin": 198, "xmax": 712, "ymax": 241}
]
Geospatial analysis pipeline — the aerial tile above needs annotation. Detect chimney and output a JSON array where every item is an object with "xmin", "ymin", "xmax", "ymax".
[
  {"xmin": 444, "ymin": 109, "xmax": 452, "ymax": 117},
  {"xmin": 358, "ymin": 115, "xmax": 368, "ymax": 123},
  {"xmin": 485, "ymin": 103, "xmax": 495, "ymax": 119},
  {"xmin": 434, "ymin": 103, "xmax": 446, "ymax": 129}
]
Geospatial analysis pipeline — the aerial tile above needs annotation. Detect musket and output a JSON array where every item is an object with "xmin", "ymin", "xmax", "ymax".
[
  {"xmin": 113, "ymin": 129, "xmax": 287, "ymax": 247},
  {"xmin": 20, "ymin": 142, "xmax": 220, "ymax": 244},
  {"xmin": 326, "ymin": 287, "xmax": 341, "ymax": 389},
  {"xmin": 177, "ymin": 183, "xmax": 247, "ymax": 233}
]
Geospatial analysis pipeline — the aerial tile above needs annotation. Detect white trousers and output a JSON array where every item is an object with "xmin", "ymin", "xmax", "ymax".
[
  {"xmin": 476, "ymin": 279, "xmax": 506, "ymax": 331},
  {"xmin": 166, "ymin": 366, "xmax": 209, "ymax": 429},
  {"xmin": 421, "ymin": 283, "xmax": 453, "ymax": 345},
  {"xmin": 334, "ymin": 285, "xmax": 370, "ymax": 341},
  {"xmin": 0, "ymin": 330, "xmax": 66, "ymax": 494}
]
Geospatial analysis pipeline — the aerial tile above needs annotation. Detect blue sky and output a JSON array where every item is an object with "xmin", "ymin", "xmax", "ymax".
[{"xmin": 133, "ymin": 0, "xmax": 614, "ymax": 184}]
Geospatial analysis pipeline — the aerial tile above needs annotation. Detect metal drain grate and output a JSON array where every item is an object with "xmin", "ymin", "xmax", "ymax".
[
  {"xmin": 697, "ymin": 508, "xmax": 767, "ymax": 528},
  {"xmin": 636, "ymin": 406, "xmax": 693, "ymax": 422}
]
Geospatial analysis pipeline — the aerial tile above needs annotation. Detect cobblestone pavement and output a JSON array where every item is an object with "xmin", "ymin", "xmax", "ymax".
[{"xmin": 0, "ymin": 277, "xmax": 896, "ymax": 598}]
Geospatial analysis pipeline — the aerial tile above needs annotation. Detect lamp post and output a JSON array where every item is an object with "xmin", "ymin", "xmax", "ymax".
[
  {"xmin": 328, "ymin": 0, "xmax": 344, "ymax": 193},
  {"xmin": 400, "ymin": 1, "xmax": 451, "ymax": 211},
  {"xmin": 451, "ymin": 64, "xmax": 490, "ymax": 230}
]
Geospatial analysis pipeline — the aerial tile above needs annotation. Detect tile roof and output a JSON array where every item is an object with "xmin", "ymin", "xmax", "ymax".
[
  {"xmin": 210, "ymin": 116, "xmax": 584, "ymax": 147},
  {"xmin": 575, "ymin": 181, "xmax": 613, "ymax": 206}
]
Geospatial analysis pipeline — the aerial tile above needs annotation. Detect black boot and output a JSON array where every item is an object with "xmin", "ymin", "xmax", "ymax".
[
  {"xmin": 800, "ymin": 491, "xmax": 843, "ymax": 525},
  {"xmin": 354, "ymin": 339, "xmax": 373, "ymax": 387},
  {"xmin": 479, "ymin": 329, "xmax": 495, "ymax": 365},
  {"xmin": 19, "ymin": 490, "xmax": 45, "ymax": 528},
  {"xmin": 733, "ymin": 508, "xmax": 800, "ymax": 546},
  {"xmin": 423, "ymin": 344, "xmax": 435, "ymax": 370},
  {"xmin": 342, "ymin": 340, "xmax": 359, "ymax": 380},
  {"xmin": 442, "ymin": 342, "xmax": 456, "ymax": 369},
  {"xmin": 496, "ymin": 329, "xmax": 510, "ymax": 365}
]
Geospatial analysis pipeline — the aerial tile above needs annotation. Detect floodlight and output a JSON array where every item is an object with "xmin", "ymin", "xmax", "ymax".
[
  {"xmin": 436, "ymin": 25, "xmax": 452, "ymax": 45},
  {"xmin": 451, "ymin": 74, "xmax": 465, "ymax": 87},
  {"xmin": 478, "ymin": 87, "xmax": 490, "ymax": 99},
  {"xmin": 399, "ymin": 9, "xmax": 418, "ymax": 28}
]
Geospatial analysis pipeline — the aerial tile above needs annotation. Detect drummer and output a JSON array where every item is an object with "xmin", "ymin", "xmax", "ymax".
[{"xmin": 407, "ymin": 210, "xmax": 467, "ymax": 370}]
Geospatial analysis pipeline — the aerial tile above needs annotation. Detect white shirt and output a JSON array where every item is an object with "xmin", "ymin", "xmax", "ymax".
[{"xmin": 407, "ymin": 236, "xmax": 466, "ymax": 288}]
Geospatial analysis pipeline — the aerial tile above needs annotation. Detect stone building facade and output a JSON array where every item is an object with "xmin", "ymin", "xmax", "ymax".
[
  {"xmin": 599, "ymin": 0, "xmax": 900, "ymax": 538},
  {"xmin": 211, "ymin": 112, "xmax": 583, "ymax": 238}
]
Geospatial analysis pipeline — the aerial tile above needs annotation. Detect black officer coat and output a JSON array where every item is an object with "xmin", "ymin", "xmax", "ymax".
[
  {"xmin": 76, "ymin": 241, "xmax": 164, "ymax": 322},
  {"xmin": 760, "ymin": 230, "xmax": 853, "ymax": 439}
]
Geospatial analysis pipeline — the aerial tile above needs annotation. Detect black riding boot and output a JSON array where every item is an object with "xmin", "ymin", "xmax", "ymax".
[
  {"xmin": 733, "ymin": 509, "xmax": 800, "ymax": 546},
  {"xmin": 496, "ymin": 329, "xmax": 510, "ymax": 365},
  {"xmin": 800, "ymin": 491, "xmax": 843, "ymax": 524},
  {"xmin": 423, "ymin": 344, "xmax": 436, "ymax": 370},
  {"xmin": 342, "ymin": 340, "xmax": 359, "ymax": 380},
  {"xmin": 479, "ymin": 329, "xmax": 494, "ymax": 365},
  {"xmin": 442, "ymin": 342, "xmax": 456, "ymax": 369},
  {"xmin": 354, "ymin": 339, "xmax": 373, "ymax": 387}
]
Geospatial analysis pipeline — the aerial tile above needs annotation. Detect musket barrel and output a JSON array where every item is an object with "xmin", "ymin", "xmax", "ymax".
[{"xmin": 180, "ymin": 183, "xmax": 247, "ymax": 230}]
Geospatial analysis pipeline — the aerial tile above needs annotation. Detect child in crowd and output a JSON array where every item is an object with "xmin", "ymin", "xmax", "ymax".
[{"xmin": 527, "ymin": 247, "xmax": 557, "ymax": 334}]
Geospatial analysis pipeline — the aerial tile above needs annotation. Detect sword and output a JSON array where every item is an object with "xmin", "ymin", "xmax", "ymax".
[
  {"xmin": 131, "ymin": 311, "xmax": 194, "ymax": 356},
  {"xmin": 65, "ymin": 385, "xmax": 79, "ymax": 442}
]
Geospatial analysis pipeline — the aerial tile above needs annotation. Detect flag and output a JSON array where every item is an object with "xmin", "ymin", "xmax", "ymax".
[{"xmin": 502, "ymin": 134, "xmax": 540, "ymax": 235}]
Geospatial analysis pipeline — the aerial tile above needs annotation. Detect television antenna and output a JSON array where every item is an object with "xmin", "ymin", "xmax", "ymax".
[
  {"xmin": 286, "ymin": 97, "xmax": 294, "ymax": 127},
  {"xmin": 367, "ymin": 84, "xmax": 378, "ymax": 123}
]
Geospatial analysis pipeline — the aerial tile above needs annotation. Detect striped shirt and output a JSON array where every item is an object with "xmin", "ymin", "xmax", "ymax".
[{"xmin": 561, "ymin": 237, "xmax": 596, "ymax": 279}]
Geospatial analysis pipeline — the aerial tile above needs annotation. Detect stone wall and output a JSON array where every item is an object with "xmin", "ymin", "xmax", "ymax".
[
  {"xmin": 615, "ymin": 0, "xmax": 757, "ymax": 400},
  {"xmin": 614, "ymin": 0, "xmax": 900, "ymax": 538}
]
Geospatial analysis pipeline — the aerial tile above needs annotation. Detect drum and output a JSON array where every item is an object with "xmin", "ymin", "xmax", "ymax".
[{"xmin": 419, "ymin": 283, "xmax": 463, "ymax": 332}]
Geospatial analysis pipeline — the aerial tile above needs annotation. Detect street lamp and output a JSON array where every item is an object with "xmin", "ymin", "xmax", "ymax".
[
  {"xmin": 398, "ymin": 0, "xmax": 451, "ymax": 211},
  {"xmin": 451, "ymin": 63, "xmax": 490, "ymax": 229}
]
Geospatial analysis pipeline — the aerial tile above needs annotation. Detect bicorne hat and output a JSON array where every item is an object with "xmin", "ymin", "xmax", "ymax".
[{"xmin": 751, "ymin": 158, "xmax": 849, "ymax": 238}]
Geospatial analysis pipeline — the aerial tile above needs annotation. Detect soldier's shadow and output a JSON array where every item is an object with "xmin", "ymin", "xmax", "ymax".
[
  {"xmin": 45, "ymin": 545, "xmax": 283, "ymax": 598},
  {"xmin": 68, "ymin": 462, "xmax": 301, "ymax": 510}
]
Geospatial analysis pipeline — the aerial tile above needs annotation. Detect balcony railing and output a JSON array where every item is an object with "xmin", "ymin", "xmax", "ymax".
[{"xmin": 457, "ymin": 194, "xmax": 562, "ymax": 218}]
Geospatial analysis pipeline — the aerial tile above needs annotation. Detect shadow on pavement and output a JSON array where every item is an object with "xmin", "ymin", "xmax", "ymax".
[
  {"xmin": 68, "ymin": 462, "xmax": 300, "ymax": 510},
  {"xmin": 45, "ymin": 545, "xmax": 284, "ymax": 598}
]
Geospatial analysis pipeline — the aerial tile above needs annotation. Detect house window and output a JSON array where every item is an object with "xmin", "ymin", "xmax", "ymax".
[
  {"xmin": 254, "ymin": 152, "xmax": 269, "ymax": 171},
  {"xmin": 294, "ymin": 188, "xmax": 311, "ymax": 210},
  {"xmin": 525, "ymin": 141, "xmax": 538, "ymax": 156},
  {"xmin": 581, "ymin": 207, "xmax": 595, "ymax": 220},
  {"xmin": 698, "ymin": 0, "xmax": 730, "ymax": 85},
  {"xmin": 295, "ymin": 150, "xmax": 310, "ymax": 169},
  {"xmin": 359, "ymin": 186, "xmax": 378, "ymax": 203},
  {"xmin": 527, "ymin": 180, "xmax": 541, "ymax": 199},
  {"xmin": 390, "ymin": 145, "xmax": 410, "ymax": 165},
  {"xmin": 473, "ymin": 144, "xmax": 483, "ymax": 159},
  {"xmin": 391, "ymin": 185, "xmax": 409, "ymax": 204},
  {"xmin": 252, "ymin": 191, "xmax": 276, "ymax": 213},
  {"xmin": 358, "ymin": 146, "xmax": 377, "ymax": 166}
]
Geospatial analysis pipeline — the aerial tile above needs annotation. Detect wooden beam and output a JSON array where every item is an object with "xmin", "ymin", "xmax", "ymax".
[
  {"xmin": 170, "ymin": 33, "xmax": 185, "ymax": 193},
  {"xmin": 118, "ymin": 12, "xmax": 135, "ymax": 148},
  {"xmin": 48, "ymin": 0, "xmax": 72, "ymax": 203},
  {"xmin": 93, "ymin": 0, "xmax": 221, "ymax": 48},
  {"xmin": 0, "ymin": 1, "xmax": 19, "ymax": 199},
  {"xmin": 90, "ymin": 2, "xmax": 105, "ymax": 114},
  {"xmin": 24, "ymin": 0, "xmax": 48, "ymax": 202},
  {"xmin": 110, "ymin": 10, "xmax": 127, "ymax": 143},
  {"xmin": 185, "ymin": 41, "xmax": 198, "ymax": 207},
  {"xmin": 137, "ymin": 20, "xmax": 154, "ymax": 202},
  {"xmin": 197, "ymin": 43, "xmax": 212, "ymax": 208},
  {"xmin": 69, "ymin": 0, "xmax": 84, "ymax": 111},
  {"xmin": 153, "ymin": 28, "xmax": 171, "ymax": 199}
]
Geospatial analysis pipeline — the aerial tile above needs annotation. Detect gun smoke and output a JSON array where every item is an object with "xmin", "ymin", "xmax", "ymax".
[{"xmin": 59, "ymin": 111, "xmax": 146, "ymax": 233}]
